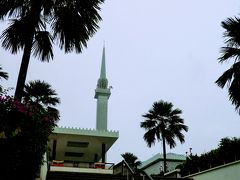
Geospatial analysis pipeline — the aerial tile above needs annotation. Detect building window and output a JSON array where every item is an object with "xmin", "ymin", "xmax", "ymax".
[{"xmin": 67, "ymin": 141, "xmax": 89, "ymax": 148}]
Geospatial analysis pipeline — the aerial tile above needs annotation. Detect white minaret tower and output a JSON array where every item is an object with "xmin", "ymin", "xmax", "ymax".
[{"xmin": 94, "ymin": 47, "xmax": 111, "ymax": 131}]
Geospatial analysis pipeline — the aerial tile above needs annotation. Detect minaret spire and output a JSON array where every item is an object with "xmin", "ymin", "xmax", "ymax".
[
  {"xmin": 95, "ymin": 46, "xmax": 111, "ymax": 131},
  {"xmin": 100, "ymin": 46, "xmax": 106, "ymax": 78},
  {"xmin": 97, "ymin": 46, "xmax": 108, "ymax": 89}
]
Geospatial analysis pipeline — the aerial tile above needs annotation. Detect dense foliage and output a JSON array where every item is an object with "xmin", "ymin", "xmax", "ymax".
[
  {"xmin": 0, "ymin": 80, "xmax": 59, "ymax": 179},
  {"xmin": 177, "ymin": 137, "xmax": 240, "ymax": 176}
]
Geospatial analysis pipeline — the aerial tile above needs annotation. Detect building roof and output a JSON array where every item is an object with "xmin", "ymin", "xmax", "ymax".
[
  {"xmin": 140, "ymin": 153, "xmax": 186, "ymax": 169},
  {"xmin": 49, "ymin": 127, "xmax": 119, "ymax": 162},
  {"xmin": 54, "ymin": 126, "xmax": 118, "ymax": 138}
]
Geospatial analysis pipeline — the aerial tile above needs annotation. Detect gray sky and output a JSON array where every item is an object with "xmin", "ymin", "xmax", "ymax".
[{"xmin": 1, "ymin": 0, "xmax": 240, "ymax": 163}]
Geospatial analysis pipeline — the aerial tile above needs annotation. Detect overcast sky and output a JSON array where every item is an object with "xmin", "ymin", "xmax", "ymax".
[{"xmin": 1, "ymin": 0, "xmax": 240, "ymax": 163}]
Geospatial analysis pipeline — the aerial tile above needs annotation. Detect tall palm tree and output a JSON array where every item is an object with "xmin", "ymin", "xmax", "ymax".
[
  {"xmin": 0, "ymin": 65, "xmax": 8, "ymax": 92},
  {"xmin": 121, "ymin": 152, "xmax": 142, "ymax": 173},
  {"xmin": 22, "ymin": 80, "xmax": 60, "ymax": 120},
  {"xmin": 140, "ymin": 100, "xmax": 188, "ymax": 173},
  {"xmin": 216, "ymin": 17, "xmax": 240, "ymax": 113},
  {"xmin": 0, "ymin": 0, "xmax": 104, "ymax": 100}
]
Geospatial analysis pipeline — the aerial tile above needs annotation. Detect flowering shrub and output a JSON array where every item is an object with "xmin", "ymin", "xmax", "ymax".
[
  {"xmin": 0, "ymin": 94, "xmax": 58, "ymax": 179},
  {"xmin": 0, "ymin": 95, "xmax": 24, "ymax": 139}
]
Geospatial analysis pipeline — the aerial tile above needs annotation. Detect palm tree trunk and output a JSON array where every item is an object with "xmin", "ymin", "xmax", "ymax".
[
  {"xmin": 14, "ymin": 39, "xmax": 33, "ymax": 100},
  {"xmin": 162, "ymin": 135, "xmax": 167, "ymax": 173},
  {"xmin": 14, "ymin": 2, "xmax": 41, "ymax": 100}
]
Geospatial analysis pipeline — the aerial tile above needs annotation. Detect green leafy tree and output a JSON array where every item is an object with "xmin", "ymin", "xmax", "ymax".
[
  {"xmin": 140, "ymin": 100, "xmax": 188, "ymax": 173},
  {"xmin": 216, "ymin": 17, "xmax": 240, "ymax": 113},
  {"xmin": 121, "ymin": 152, "xmax": 142, "ymax": 173},
  {"xmin": 218, "ymin": 137, "xmax": 240, "ymax": 163},
  {"xmin": 178, "ymin": 137, "xmax": 240, "ymax": 176},
  {"xmin": 0, "ymin": 0, "xmax": 104, "ymax": 100}
]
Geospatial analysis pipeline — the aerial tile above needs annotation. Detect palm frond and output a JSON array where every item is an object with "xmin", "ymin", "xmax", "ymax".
[
  {"xmin": 140, "ymin": 119, "xmax": 156, "ymax": 129},
  {"xmin": 174, "ymin": 131, "xmax": 185, "ymax": 144},
  {"xmin": 172, "ymin": 116, "xmax": 184, "ymax": 124},
  {"xmin": 0, "ymin": 19, "xmax": 26, "ymax": 53},
  {"xmin": 216, "ymin": 67, "xmax": 234, "ymax": 88},
  {"xmin": 0, "ymin": 65, "xmax": 9, "ymax": 80},
  {"xmin": 229, "ymin": 80, "xmax": 240, "ymax": 111},
  {"xmin": 51, "ymin": 0, "xmax": 104, "ymax": 53},
  {"xmin": 0, "ymin": 0, "xmax": 25, "ymax": 19},
  {"xmin": 23, "ymin": 80, "xmax": 60, "ymax": 107},
  {"xmin": 221, "ymin": 17, "xmax": 240, "ymax": 47},
  {"xmin": 32, "ymin": 31, "xmax": 54, "ymax": 61},
  {"xmin": 170, "ymin": 108, "xmax": 182, "ymax": 116},
  {"xmin": 179, "ymin": 124, "xmax": 189, "ymax": 132},
  {"xmin": 152, "ymin": 100, "xmax": 173, "ymax": 116},
  {"xmin": 164, "ymin": 131, "xmax": 176, "ymax": 148},
  {"xmin": 217, "ymin": 15, "xmax": 240, "ymax": 113},
  {"xmin": 142, "ymin": 111, "xmax": 156, "ymax": 120},
  {"xmin": 121, "ymin": 152, "xmax": 142, "ymax": 172},
  {"xmin": 228, "ymin": 62, "xmax": 240, "ymax": 112},
  {"xmin": 143, "ymin": 128, "xmax": 157, "ymax": 147},
  {"xmin": 135, "ymin": 161, "xmax": 142, "ymax": 167},
  {"xmin": 47, "ymin": 106, "xmax": 60, "ymax": 121},
  {"xmin": 122, "ymin": 152, "xmax": 138, "ymax": 164},
  {"xmin": 218, "ymin": 47, "xmax": 240, "ymax": 63}
]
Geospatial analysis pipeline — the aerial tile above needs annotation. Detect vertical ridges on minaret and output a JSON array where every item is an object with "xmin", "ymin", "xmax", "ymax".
[{"xmin": 95, "ymin": 47, "xmax": 111, "ymax": 131}]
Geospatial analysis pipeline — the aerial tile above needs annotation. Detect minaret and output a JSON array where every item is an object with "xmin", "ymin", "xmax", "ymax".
[{"xmin": 94, "ymin": 47, "xmax": 111, "ymax": 131}]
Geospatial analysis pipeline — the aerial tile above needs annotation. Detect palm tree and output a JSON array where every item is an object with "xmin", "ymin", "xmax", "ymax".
[
  {"xmin": 0, "ymin": 0, "xmax": 104, "ymax": 100},
  {"xmin": 0, "ymin": 65, "xmax": 8, "ymax": 92},
  {"xmin": 140, "ymin": 100, "xmax": 188, "ymax": 173},
  {"xmin": 22, "ymin": 80, "xmax": 60, "ymax": 120},
  {"xmin": 121, "ymin": 152, "xmax": 142, "ymax": 173},
  {"xmin": 216, "ymin": 17, "xmax": 240, "ymax": 113}
]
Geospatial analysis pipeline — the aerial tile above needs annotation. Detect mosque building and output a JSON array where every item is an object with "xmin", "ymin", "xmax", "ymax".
[{"xmin": 38, "ymin": 47, "xmax": 119, "ymax": 179}]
